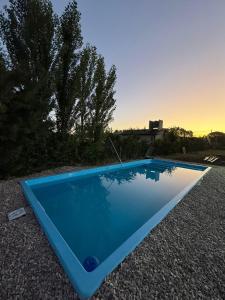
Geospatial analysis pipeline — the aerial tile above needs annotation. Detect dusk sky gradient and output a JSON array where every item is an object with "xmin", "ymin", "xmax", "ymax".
[{"xmin": 1, "ymin": 0, "xmax": 225, "ymax": 135}]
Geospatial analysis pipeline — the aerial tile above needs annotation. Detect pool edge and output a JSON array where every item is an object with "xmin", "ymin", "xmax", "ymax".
[{"xmin": 20, "ymin": 160, "xmax": 211, "ymax": 299}]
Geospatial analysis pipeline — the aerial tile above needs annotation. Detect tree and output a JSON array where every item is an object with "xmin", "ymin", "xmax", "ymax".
[
  {"xmin": 0, "ymin": 0, "xmax": 55, "ymax": 176},
  {"xmin": 87, "ymin": 56, "xmax": 116, "ymax": 142},
  {"xmin": 0, "ymin": 0, "xmax": 117, "ymax": 177},
  {"xmin": 208, "ymin": 131, "xmax": 225, "ymax": 148},
  {"xmin": 53, "ymin": 0, "xmax": 82, "ymax": 135},
  {"xmin": 167, "ymin": 127, "xmax": 193, "ymax": 142},
  {"xmin": 0, "ymin": 0, "xmax": 55, "ymax": 97},
  {"xmin": 76, "ymin": 45, "xmax": 97, "ymax": 139}
]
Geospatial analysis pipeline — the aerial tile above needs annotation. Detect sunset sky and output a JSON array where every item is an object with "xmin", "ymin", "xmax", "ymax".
[{"xmin": 1, "ymin": 0, "xmax": 225, "ymax": 135}]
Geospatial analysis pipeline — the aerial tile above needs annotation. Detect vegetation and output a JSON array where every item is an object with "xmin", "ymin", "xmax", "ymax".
[
  {"xmin": 153, "ymin": 129, "xmax": 225, "ymax": 163},
  {"xmin": 153, "ymin": 127, "xmax": 209, "ymax": 156},
  {"xmin": 207, "ymin": 131, "xmax": 225, "ymax": 148},
  {"xmin": 0, "ymin": 0, "xmax": 117, "ymax": 178}
]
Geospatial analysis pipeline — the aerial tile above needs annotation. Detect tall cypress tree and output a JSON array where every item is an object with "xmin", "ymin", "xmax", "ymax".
[
  {"xmin": 53, "ymin": 0, "xmax": 82, "ymax": 135},
  {"xmin": 76, "ymin": 44, "xmax": 97, "ymax": 139},
  {"xmin": 88, "ymin": 56, "xmax": 116, "ymax": 142}
]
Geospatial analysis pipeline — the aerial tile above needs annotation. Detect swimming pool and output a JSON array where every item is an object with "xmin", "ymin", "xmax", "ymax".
[{"xmin": 21, "ymin": 159, "xmax": 210, "ymax": 299}]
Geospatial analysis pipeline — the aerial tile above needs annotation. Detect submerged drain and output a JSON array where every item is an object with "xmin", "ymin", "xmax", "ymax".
[
  {"xmin": 8, "ymin": 207, "xmax": 26, "ymax": 221},
  {"xmin": 83, "ymin": 256, "xmax": 99, "ymax": 272}
]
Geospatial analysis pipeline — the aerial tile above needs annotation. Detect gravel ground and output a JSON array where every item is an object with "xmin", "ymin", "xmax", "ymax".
[{"xmin": 0, "ymin": 164, "xmax": 225, "ymax": 300}]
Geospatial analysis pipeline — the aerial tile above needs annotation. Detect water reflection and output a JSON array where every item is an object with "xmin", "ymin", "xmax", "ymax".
[{"xmin": 102, "ymin": 164, "xmax": 176, "ymax": 184}]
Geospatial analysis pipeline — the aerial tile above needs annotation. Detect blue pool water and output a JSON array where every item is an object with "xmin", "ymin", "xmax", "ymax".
[{"xmin": 31, "ymin": 162, "xmax": 206, "ymax": 271}]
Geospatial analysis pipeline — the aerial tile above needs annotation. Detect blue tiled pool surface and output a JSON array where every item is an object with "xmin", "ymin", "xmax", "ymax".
[{"xmin": 21, "ymin": 159, "xmax": 210, "ymax": 299}]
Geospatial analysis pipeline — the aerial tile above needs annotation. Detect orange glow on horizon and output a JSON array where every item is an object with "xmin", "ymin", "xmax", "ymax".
[
  {"xmin": 111, "ymin": 123, "xmax": 225, "ymax": 137},
  {"xmin": 110, "ymin": 62, "xmax": 225, "ymax": 136}
]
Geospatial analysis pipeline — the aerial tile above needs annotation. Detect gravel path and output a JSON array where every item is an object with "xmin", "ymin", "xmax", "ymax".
[{"xmin": 0, "ymin": 165, "xmax": 225, "ymax": 299}]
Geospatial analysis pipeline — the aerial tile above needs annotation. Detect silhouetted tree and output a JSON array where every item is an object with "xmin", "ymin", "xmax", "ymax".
[
  {"xmin": 167, "ymin": 127, "xmax": 193, "ymax": 141},
  {"xmin": 76, "ymin": 44, "xmax": 97, "ymax": 139},
  {"xmin": 87, "ymin": 56, "xmax": 116, "ymax": 142},
  {"xmin": 0, "ymin": 0, "xmax": 117, "ymax": 177},
  {"xmin": 0, "ymin": 0, "xmax": 55, "ymax": 176},
  {"xmin": 53, "ymin": 0, "xmax": 82, "ymax": 135},
  {"xmin": 208, "ymin": 131, "xmax": 225, "ymax": 148}
]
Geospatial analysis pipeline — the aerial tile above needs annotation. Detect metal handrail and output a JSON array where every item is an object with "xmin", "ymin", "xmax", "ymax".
[{"xmin": 109, "ymin": 137, "xmax": 123, "ymax": 166}]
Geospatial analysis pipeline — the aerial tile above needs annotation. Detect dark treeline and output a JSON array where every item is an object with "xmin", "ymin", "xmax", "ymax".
[
  {"xmin": 153, "ymin": 128, "xmax": 225, "ymax": 155},
  {"xmin": 0, "ymin": 0, "xmax": 117, "ymax": 178},
  {"xmin": 153, "ymin": 127, "xmax": 208, "ymax": 155}
]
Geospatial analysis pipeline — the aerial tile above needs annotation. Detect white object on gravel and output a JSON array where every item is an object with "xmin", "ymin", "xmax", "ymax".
[{"xmin": 8, "ymin": 207, "xmax": 26, "ymax": 221}]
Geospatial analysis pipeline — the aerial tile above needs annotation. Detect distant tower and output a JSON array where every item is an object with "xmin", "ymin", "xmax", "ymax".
[{"xmin": 149, "ymin": 120, "xmax": 163, "ymax": 130}]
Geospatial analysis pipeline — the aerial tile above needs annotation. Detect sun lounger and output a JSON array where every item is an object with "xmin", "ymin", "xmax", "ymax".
[
  {"xmin": 203, "ymin": 156, "xmax": 210, "ymax": 161},
  {"xmin": 203, "ymin": 156, "xmax": 220, "ymax": 163},
  {"xmin": 207, "ymin": 156, "xmax": 216, "ymax": 162},
  {"xmin": 210, "ymin": 157, "xmax": 219, "ymax": 163}
]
